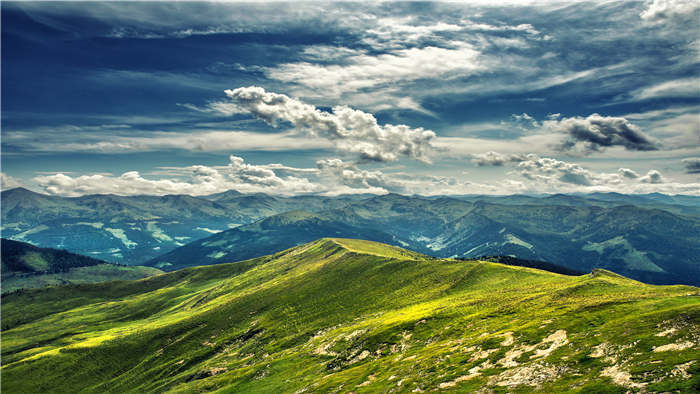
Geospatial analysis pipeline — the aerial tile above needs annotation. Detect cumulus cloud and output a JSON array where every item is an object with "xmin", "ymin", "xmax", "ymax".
[
  {"xmin": 514, "ymin": 155, "xmax": 668, "ymax": 189},
  {"xmin": 682, "ymin": 157, "xmax": 700, "ymax": 174},
  {"xmin": 471, "ymin": 151, "xmax": 526, "ymax": 167},
  {"xmin": 618, "ymin": 168, "xmax": 640, "ymax": 179},
  {"xmin": 543, "ymin": 113, "xmax": 659, "ymax": 154},
  {"xmin": 639, "ymin": 170, "xmax": 664, "ymax": 184},
  {"xmin": 1, "ymin": 173, "xmax": 23, "ymax": 190},
  {"xmin": 222, "ymin": 86, "xmax": 436, "ymax": 162},
  {"xmin": 33, "ymin": 156, "xmax": 324, "ymax": 197},
  {"xmin": 640, "ymin": 0, "xmax": 700, "ymax": 22}
]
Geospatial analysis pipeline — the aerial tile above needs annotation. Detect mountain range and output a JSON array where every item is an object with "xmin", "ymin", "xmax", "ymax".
[
  {"xmin": 2, "ymin": 188, "xmax": 699, "ymax": 286},
  {"xmin": 3, "ymin": 239, "xmax": 698, "ymax": 392},
  {"xmin": 147, "ymin": 194, "xmax": 700, "ymax": 286}
]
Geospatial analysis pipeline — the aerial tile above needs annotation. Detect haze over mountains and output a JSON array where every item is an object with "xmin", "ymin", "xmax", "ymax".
[{"xmin": 2, "ymin": 187, "xmax": 698, "ymax": 286}]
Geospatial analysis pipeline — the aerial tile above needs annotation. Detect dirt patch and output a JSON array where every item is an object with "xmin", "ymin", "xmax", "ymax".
[
  {"xmin": 494, "ymin": 362, "xmax": 567, "ymax": 387},
  {"xmin": 655, "ymin": 328, "xmax": 678, "ymax": 337},
  {"xmin": 438, "ymin": 371, "xmax": 482, "ymax": 389},
  {"xmin": 670, "ymin": 361, "xmax": 694, "ymax": 379},
  {"xmin": 501, "ymin": 332, "xmax": 515, "ymax": 346},
  {"xmin": 357, "ymin": 374, "xmax": 376, "ymax": 387},
  {"xmin": 531, "ymin": 330, "xmax": 568, "ymax": 359},
  {"xmin": 653, "ymin": 341, "xmax": 694, "ymax": 352},
  {"xmin": 589, "ymin": 342, "xmax": 610, "ymax": 358},
  {"xmin": 469, "ymin": 348, "xmax": 498, "ymax": 362},
  {"xmin": 498, "ymin": 348, "xmax": 524, "ymax": 368},
  {"xmin": 601, "ymin": 365, "xmax": 646, "ymax": 389}
]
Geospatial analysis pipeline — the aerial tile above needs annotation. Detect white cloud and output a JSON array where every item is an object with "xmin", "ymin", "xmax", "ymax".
[
  {"xmin": 1, "ymin": 173, "xmax": 23, "ymax": 190},
  {"xmin": 630, "ymin": 78, "xmax": 700, "ymax": 101},
  {"xmin": 618, "ymin": 168, "xmax": 640, "ymax": 179},
  {"xmin": 4, "ymin": 130, "xmax": 333, "ymax": 153},
  {"xmin": 640, "ymin": 0, "xmax": 700, "ymax": 22},
  {"xmin": 514, "ymin": 154, "xmax": 671, "ymax": 189},
  {"xmin": 30, "ymin": 153, "xmax": 700, "ymax": 197},
  {"xmin": 265, "ymin": 43, "xmax": 483, "ymax": 101},
  {"xmin": 222, "ymin": 86, "xmax": 436, "ymax": 162},
  {"xmin": 639, "ymin": 169, "xmax": 664, "ymax": 184},
  {"xmin": 33, "ymin": 156, "xmax": 324, "ymax": 197},
  {"xmin": 471, "ymin": 151, "xmax": 526, "ymax": 166}
]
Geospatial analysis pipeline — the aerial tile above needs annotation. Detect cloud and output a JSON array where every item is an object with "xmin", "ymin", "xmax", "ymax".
[
  {"xmin": 543, "ymin": 114, "xmax": 659, "ymax": 154},
  {"xmin": 266, "ymin": 43, "xmax": 483, "ymax": 94},
  {"xmin": 33, "ymin": 156, "xmax": 324, "ymax": 197},
  {"xmin": 618, "ymin": 168, "xmax": 640, "ymax": 179},
  {"xmin": 4, "ymin": 129, "xmax": 333, "ymax": 153},
  {"xmin": 629, "ymin": 78, "xmax": 700, "ymax": 101},
  {"xmin": 222, "ymin": 86, "xmax": 436, "ymax": 162},
  {"xmin": 639, "ymin": 169, "xmax": 664, "ymax": 184},
  {"xmin": 471, "ymin": 151, "xmax": 526, "ymax": 167},
  {"xmin": 682, "ymin": 158, "xmax": 700, "ymax": 174},
  {"xmin": 514, "ymin": 155, "xmax": 669, "ymax": 190},
  {"xmin": 1, "ymin": 173, "xmax": 23, "ymax": 190},
  {"xmin": 640, "ymin": 0, "xmax": 700, "ymax": 22}
]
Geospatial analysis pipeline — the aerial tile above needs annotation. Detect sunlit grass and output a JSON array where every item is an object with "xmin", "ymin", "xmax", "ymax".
[{"xmin": 2, "ymin": 238, "xmax": 698, "ymax": 393}]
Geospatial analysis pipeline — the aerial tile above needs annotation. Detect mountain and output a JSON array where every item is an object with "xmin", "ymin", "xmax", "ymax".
[
  {"xmin": 152, "ymin": 194, "xmax": 700, "ymax": 285},
  {"xmin": 0, "ymin": 188, "xmax": 355, "ymax": 264},
  {"xmin": 1, "ymin": 239, "xmax": 162, "ymax": 292},
  {"xmin": 4, "ymin": 188, "xmax": 699, "ymax": 282},
  {"xmin": 146, "ymin": 210, "xmax": 397, "ymax": 271},
  {"xmin": 3, "ymin": 239, "xmax": 698, "ymax": 392}
]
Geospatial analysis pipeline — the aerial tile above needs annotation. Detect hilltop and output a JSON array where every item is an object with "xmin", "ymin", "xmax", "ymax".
[{"xmin": 3, "ymin": 239, "xmax": 698, "ymax": 392}]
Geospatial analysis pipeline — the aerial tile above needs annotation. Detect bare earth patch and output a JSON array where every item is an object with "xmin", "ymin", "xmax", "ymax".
[
  {"xmin": 670, "ymin": 361, "xmax": 694, "ymax": 379},
  {"xmin": 601, "ymin": 365, "xmax": 646, "ymax": 389},
  {"xmin": 652, "ymin": 341, "xmax": 694, "ymax": 352},
  {"xmin": 494, "ymin": 362, "xmax": 567, "ymax": 387}
]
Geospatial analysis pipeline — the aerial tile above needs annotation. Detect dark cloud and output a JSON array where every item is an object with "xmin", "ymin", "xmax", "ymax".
[
  {"xmin": 545, "ymin": 114, "xmax": 659, "ymax": 153},
  {"xmin": 682, "ymin": 158, "xmax": 700, "ymax": 174}
]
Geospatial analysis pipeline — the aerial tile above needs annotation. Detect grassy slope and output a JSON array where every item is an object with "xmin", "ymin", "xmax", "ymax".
[
  {"xmin": 1, "ymin": 238, "xmax": 698, "ymax": 393},
  {"xmin": 1, "ymin": 264, "xmax": 163, "ymax": 293},
  {"xmin": 1, "ymin": 239, "xmax": 163, "ymax": 293}
]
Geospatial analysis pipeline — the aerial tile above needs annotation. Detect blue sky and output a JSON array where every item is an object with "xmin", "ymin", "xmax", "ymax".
[{"xmin": 1, "ymin": 1, "xmax": 699, "ymax": 196}]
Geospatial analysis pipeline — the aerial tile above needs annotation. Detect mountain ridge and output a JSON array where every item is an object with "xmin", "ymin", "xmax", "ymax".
[{"xmin": 2, "ymin": 238, "xmax": 698, "ymax": 392}]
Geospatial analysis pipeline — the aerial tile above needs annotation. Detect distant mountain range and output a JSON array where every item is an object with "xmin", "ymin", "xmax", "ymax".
[
  {"xmin": 3, "ymin": 188, "xmax": 699, "ymax": 286},
  {"xmin": 3, "ymin": 239, "xmax": 698, "ymax": 392},
  {"xmin": 1, "ymin": 187, "xmax": 355, "ymax": 264},
  {"xmin": 147, "ymin": 193, "xmax": 700, "ymax": 286},
  {"xmin": 1, "ymin": 238, "xmax": 161, "ymax": 292}
]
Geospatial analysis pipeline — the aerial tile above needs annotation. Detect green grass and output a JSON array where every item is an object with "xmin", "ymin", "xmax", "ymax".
[
  {"xmin": 1, "ymin": 264, "xmax": 163, "ymax": 293},
  {"xmin": 2, "ymin": 238, "xmax": 698, "ymax": 393}
]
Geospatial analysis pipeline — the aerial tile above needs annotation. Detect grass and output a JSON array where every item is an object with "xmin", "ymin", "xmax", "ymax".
[
  {"xmin": 1, "ymin": 264, "xmax": 163, "ymax": 293},
  {"xmin": 2, "ymin": 238, "xmax": 698, "ymax": 393}
]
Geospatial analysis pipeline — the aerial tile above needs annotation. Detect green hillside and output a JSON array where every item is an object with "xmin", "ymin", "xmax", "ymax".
[
  {"xmin": 1, "ymin": 239, "xmax": 163, "ymax": 293},
  {"xmin": 2, "ymin": 238, "xmax": 698, "ymax": 392}
]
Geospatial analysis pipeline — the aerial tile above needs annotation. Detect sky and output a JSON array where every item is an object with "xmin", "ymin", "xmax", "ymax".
[{"xmin": 1, "ymin": 0, "xmax": 699, "ymax": 197}]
